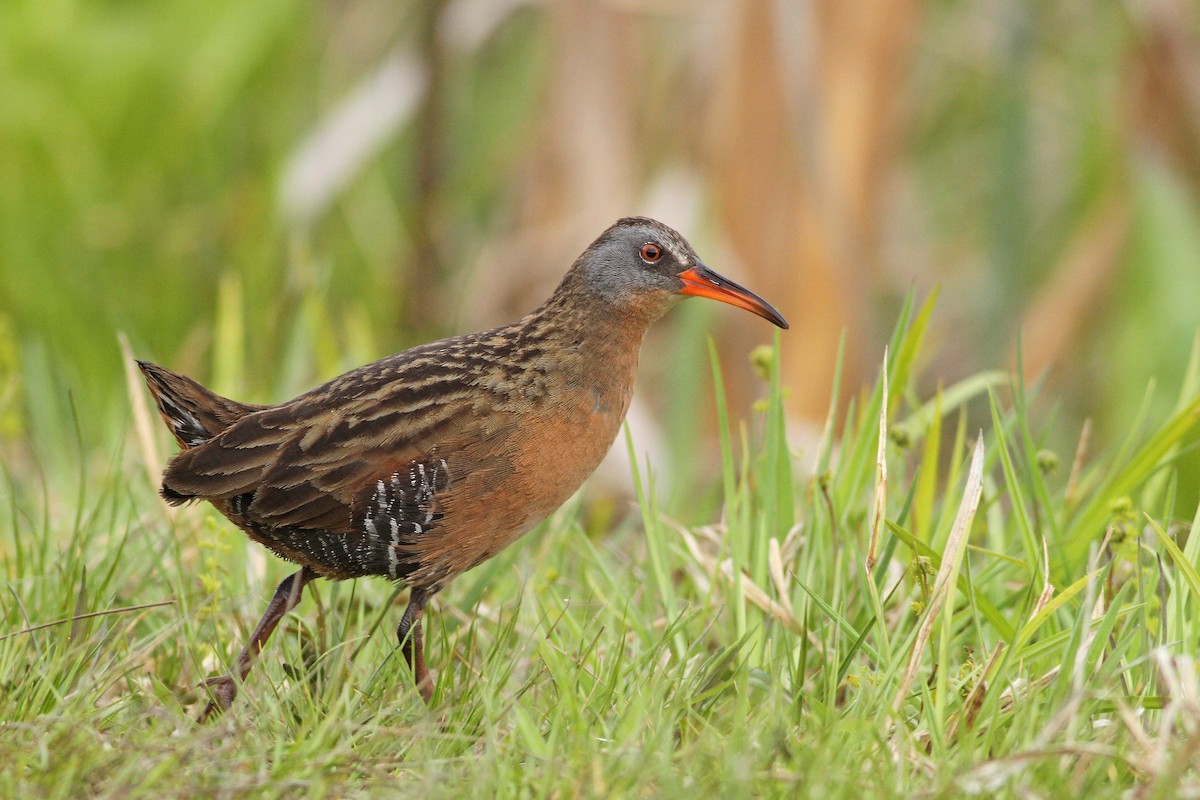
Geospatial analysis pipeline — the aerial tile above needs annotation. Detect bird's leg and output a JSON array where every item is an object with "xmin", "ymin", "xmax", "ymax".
[
  {"xmin": 197, "ymin": 566, "xmax": 316, "ymax": 722},
  {"xmin": 397, "ymin": 591, "xmax": 433, "ymax": 702}
]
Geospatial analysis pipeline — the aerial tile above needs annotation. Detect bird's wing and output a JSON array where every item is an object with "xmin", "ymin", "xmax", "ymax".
[{"xmin": 160, "ymin": 354, "xmax": 517, "ymax": 533}]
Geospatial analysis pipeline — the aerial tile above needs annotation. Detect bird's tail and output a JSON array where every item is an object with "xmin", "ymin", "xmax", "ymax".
[{"xmin": 136, "ymin": 360, "xmax": 263, "ymax": 449}]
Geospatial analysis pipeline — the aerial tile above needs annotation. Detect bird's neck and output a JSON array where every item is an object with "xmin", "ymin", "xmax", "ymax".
[
  {"xmin": 543, "ymin": 265, "xmax": 675, "ymax": 333},
  {"xmin": 528, "ymin": 280, "xmax": 661, "ymax": 366}
]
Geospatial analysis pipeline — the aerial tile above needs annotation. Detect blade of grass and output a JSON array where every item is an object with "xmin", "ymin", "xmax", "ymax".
[{"xmin": 893, "ymin": 433, "xmax": 985, "ymax": 714}]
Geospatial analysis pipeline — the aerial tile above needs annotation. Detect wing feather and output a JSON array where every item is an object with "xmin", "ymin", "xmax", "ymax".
[{"xmin": 160, "ymin": 360, "xmax": 517, "ymax": 534}]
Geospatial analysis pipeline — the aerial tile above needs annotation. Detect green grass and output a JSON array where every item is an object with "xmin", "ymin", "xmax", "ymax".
[
  {"xmin": 4, "ymin": 2, "xmax": 1200, "ymax": 793},
  {"xmin": 5, "ymin": 303, "xmax": 1200, "ymax": 798}
]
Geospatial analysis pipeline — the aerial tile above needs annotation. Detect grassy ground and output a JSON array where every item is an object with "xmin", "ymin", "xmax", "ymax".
[
  {"xmin": 5, "ymin": 2, "xmax": 1200, "ymax": 796},
  {"xmin": 5, "ymin": 298, "xmax": 1200, "ymax": 798}
]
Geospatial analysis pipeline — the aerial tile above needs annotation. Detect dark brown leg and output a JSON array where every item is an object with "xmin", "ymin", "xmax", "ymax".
[
  {"xmin": 397, "ymin": 591, "xmax": 433, "ymax": 702},
  {"xmin": 197, "ymin": 567, "xmax": 316, "ymax": 722}
]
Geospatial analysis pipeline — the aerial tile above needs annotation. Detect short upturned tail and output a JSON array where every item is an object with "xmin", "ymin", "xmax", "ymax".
[{"xmin": 137, "ymin": 360, "xmax": 262, "ymax": 450}]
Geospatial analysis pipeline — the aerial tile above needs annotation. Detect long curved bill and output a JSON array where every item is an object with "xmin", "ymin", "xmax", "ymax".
[{"xmin": 677, "ymin": 264, "xmax": 789, "ymax": 329}]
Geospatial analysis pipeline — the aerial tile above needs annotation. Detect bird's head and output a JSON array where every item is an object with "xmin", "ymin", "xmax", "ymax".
[{"xmin": 572, "ymin": 217, "xmax": 789, "ymax": 329}]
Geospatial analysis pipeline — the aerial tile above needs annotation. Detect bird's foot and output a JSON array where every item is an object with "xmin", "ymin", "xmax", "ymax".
[{"xmin": 196, "ymin": 675, "xmax": 238, "ymax": 722}]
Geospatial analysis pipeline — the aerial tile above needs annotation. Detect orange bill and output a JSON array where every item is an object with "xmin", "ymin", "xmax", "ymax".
[{"xmin": 676, "ymin": 265, "xmax": 789, "ymax": 329}]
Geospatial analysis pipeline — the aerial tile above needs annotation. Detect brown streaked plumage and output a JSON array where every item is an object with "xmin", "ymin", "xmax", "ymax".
[{"xmin": 138, "ymin": 217, "xmax": 787, "ymax": 719}]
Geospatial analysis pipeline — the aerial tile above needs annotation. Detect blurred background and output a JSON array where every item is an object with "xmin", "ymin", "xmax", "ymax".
[{"xmin": 2, "ymin": 0, "xmax": 1200, "ymax": 511}]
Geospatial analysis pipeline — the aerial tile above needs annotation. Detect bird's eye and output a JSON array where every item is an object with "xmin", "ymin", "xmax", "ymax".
[{"xmin": 640, "ymin": 243, "xmax": 663, "ymax": 263}]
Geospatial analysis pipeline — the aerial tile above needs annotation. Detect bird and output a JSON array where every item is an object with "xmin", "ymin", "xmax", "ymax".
[{"xmin": 138, "ymin": 217, "xmax": 788, "ymax": 720}]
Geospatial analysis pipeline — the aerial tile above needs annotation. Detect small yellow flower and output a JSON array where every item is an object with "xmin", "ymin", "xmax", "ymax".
[{"xmin": 749, "ymin": 344, "xmax": 774, "ymax": 381}]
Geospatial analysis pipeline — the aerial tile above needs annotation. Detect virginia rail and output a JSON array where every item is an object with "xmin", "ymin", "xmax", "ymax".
[{"xmin": 139, "ymin": 217, "xmax": 787, "ymax": 719}]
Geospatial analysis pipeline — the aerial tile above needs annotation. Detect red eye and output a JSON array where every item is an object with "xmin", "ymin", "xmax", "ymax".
[{"xmin": 640, "ymin": 243, "xmax": 662, "ymax": 263}]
